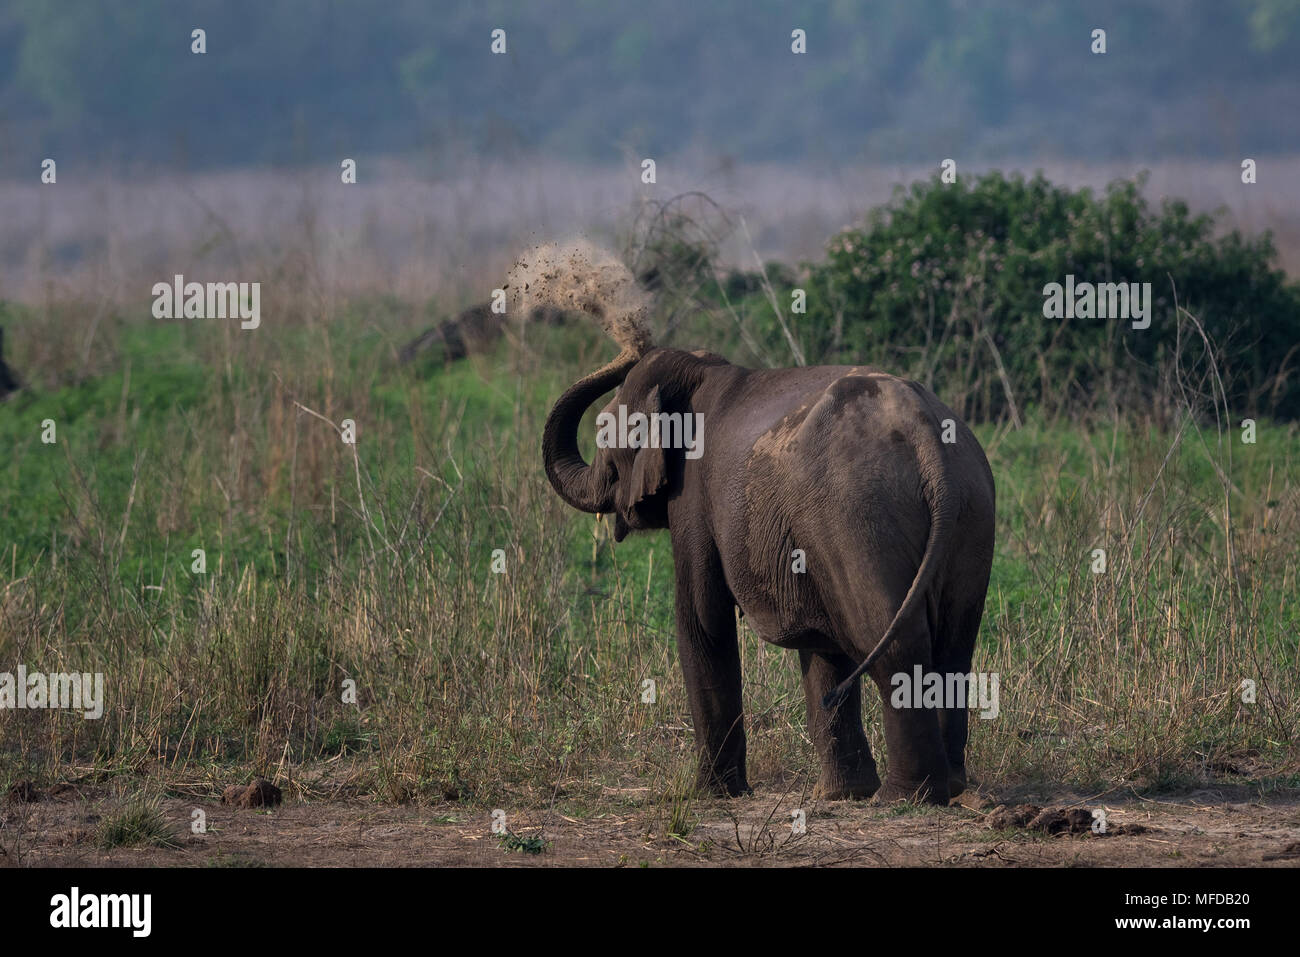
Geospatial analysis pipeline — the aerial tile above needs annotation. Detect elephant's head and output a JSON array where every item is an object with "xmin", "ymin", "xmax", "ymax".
[{"xmin": 542, "ymin": 347, "xmax": 724, "ymax": 541}]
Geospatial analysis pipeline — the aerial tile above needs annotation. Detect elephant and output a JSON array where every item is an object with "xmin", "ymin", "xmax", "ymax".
[{"xmin": 527, "ymin": 245, "xmax": 995, "ymax": 804}]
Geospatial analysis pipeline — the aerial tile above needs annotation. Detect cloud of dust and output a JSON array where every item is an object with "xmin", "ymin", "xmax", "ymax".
[{"xmin": 506, "ymin": 240, "xmax": 654, "ymax": 355}]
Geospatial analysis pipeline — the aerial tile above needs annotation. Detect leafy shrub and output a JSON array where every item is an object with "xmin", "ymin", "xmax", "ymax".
[{"xmin": 795, "ymin": 172, "xmax": 1300, "ymax": 422}]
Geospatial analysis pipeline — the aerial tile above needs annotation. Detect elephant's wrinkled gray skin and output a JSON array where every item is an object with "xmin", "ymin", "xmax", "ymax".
[{"xmin": 543, "ymin": 346, "xmax": 995, "ymax": 804}]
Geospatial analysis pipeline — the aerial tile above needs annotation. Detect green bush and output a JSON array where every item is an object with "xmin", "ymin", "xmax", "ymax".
[{"xmin": 796, "ymin": 172, "xmax": 1300, "ymax": 422}]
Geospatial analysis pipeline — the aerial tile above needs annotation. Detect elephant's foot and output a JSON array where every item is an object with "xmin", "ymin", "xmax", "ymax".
[
  {"xmin": 813, "ymin": 763, "xmax": 881, "ymax": 801},
  {"xmin": 696, "ymin": 766, "xmax": 752, "ymax": 798},
  {"xmin": 947, "ymin": 766, "xmax": 975, "ymax": 797},
  {"xmin": 871, "ymin": 773, "xmax": 950, "ymax": 806}
]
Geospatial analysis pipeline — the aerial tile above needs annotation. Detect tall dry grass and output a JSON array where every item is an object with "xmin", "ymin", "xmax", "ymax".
[{"xmin": 1, "ymin": 172, "xmax": 1297, "ymax": 813}]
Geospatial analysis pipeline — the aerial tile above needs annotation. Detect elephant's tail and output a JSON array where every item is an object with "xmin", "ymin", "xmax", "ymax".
[{"xmin": 822, "ymin": 456, "xmax": 957, "ymax": 711}]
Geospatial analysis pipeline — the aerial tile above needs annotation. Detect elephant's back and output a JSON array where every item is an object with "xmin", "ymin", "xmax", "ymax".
[
  {"xmin": 715, "ymin": 368, "xmax": 936, "ymax": 604},
  {"xmin": 702, "ymin": 364, "xmax": 994, "ymax": 647}
]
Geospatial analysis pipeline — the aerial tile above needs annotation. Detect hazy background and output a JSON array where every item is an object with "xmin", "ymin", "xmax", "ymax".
[
  {"xmin": 1, "ymin": 0, "xmax": 1298, "ymax": 300},
  {"xmin": 5, "ymin": 0, "xmax": 1299, "ymax": 165}
]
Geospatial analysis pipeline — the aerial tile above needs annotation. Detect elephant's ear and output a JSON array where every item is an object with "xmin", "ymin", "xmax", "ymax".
[{"xmin": 624, "ymin": 384, "xmax": 669, "ymax": 511}]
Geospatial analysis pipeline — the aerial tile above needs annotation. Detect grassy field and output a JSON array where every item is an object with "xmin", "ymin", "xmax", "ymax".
[{"xmin": 1, "ymin": 290, "xmax": 1298, "ymax": 830}]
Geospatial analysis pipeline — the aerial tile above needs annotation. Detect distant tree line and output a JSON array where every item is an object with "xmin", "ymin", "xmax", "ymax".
[{"xmin": 1, "ymin": 0, "xmax": 1298, "ymax": 170}]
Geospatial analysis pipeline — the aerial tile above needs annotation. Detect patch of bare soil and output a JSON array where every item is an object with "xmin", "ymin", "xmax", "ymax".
[{"xmin": 4, "ymin": 785, "xmax": 1298, "ymax": 867}]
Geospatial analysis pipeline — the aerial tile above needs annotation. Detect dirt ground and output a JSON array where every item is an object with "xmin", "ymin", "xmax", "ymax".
[{"xmin": 5, "ymin": 782, "xmax": 1300, "ymax": 867}]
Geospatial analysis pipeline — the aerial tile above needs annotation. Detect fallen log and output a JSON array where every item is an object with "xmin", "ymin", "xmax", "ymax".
[{"xmin": 399, "ymin": 302, "xmax": 567, "ymax": 365}]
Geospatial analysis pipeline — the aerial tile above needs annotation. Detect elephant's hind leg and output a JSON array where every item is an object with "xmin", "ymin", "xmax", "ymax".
[
  {"xmin": 934, "ymin": 596, "xmax": 989, "ymax": 798},
  {"xmin": 869, "ymin": 633, "xmax": 952, "ymax": 805},
  {"xmin": 800, "ymin": 650, "xmax": 881, "ymax": 800}
]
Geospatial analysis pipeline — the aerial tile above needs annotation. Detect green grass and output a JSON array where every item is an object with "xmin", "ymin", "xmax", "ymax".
[
  {"xmin": 497, "ymin": 831, "xmax": 549, "ymax": 855},
  {"xmin": 96, "ymin": 795, "xmax": 180, "ymax": 850},
  {"xmin": 1, "ymin": 297, "xmax": 1298, "ymax": 806}
]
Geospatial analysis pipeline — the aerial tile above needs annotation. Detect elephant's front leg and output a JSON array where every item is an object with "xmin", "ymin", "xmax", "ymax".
[
  {"xmin": 673, "ymin": 547, "xmax": 749, "ymax": 797},
  {"xmin": 799, "ymin": 651, "xmax": 881, "ymax": 800}
]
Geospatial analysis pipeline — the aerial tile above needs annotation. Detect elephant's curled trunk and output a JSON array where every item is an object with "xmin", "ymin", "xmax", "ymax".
[{"xmin": 541, "ymin": 349, "xmax": 640, "ymax": 514}]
